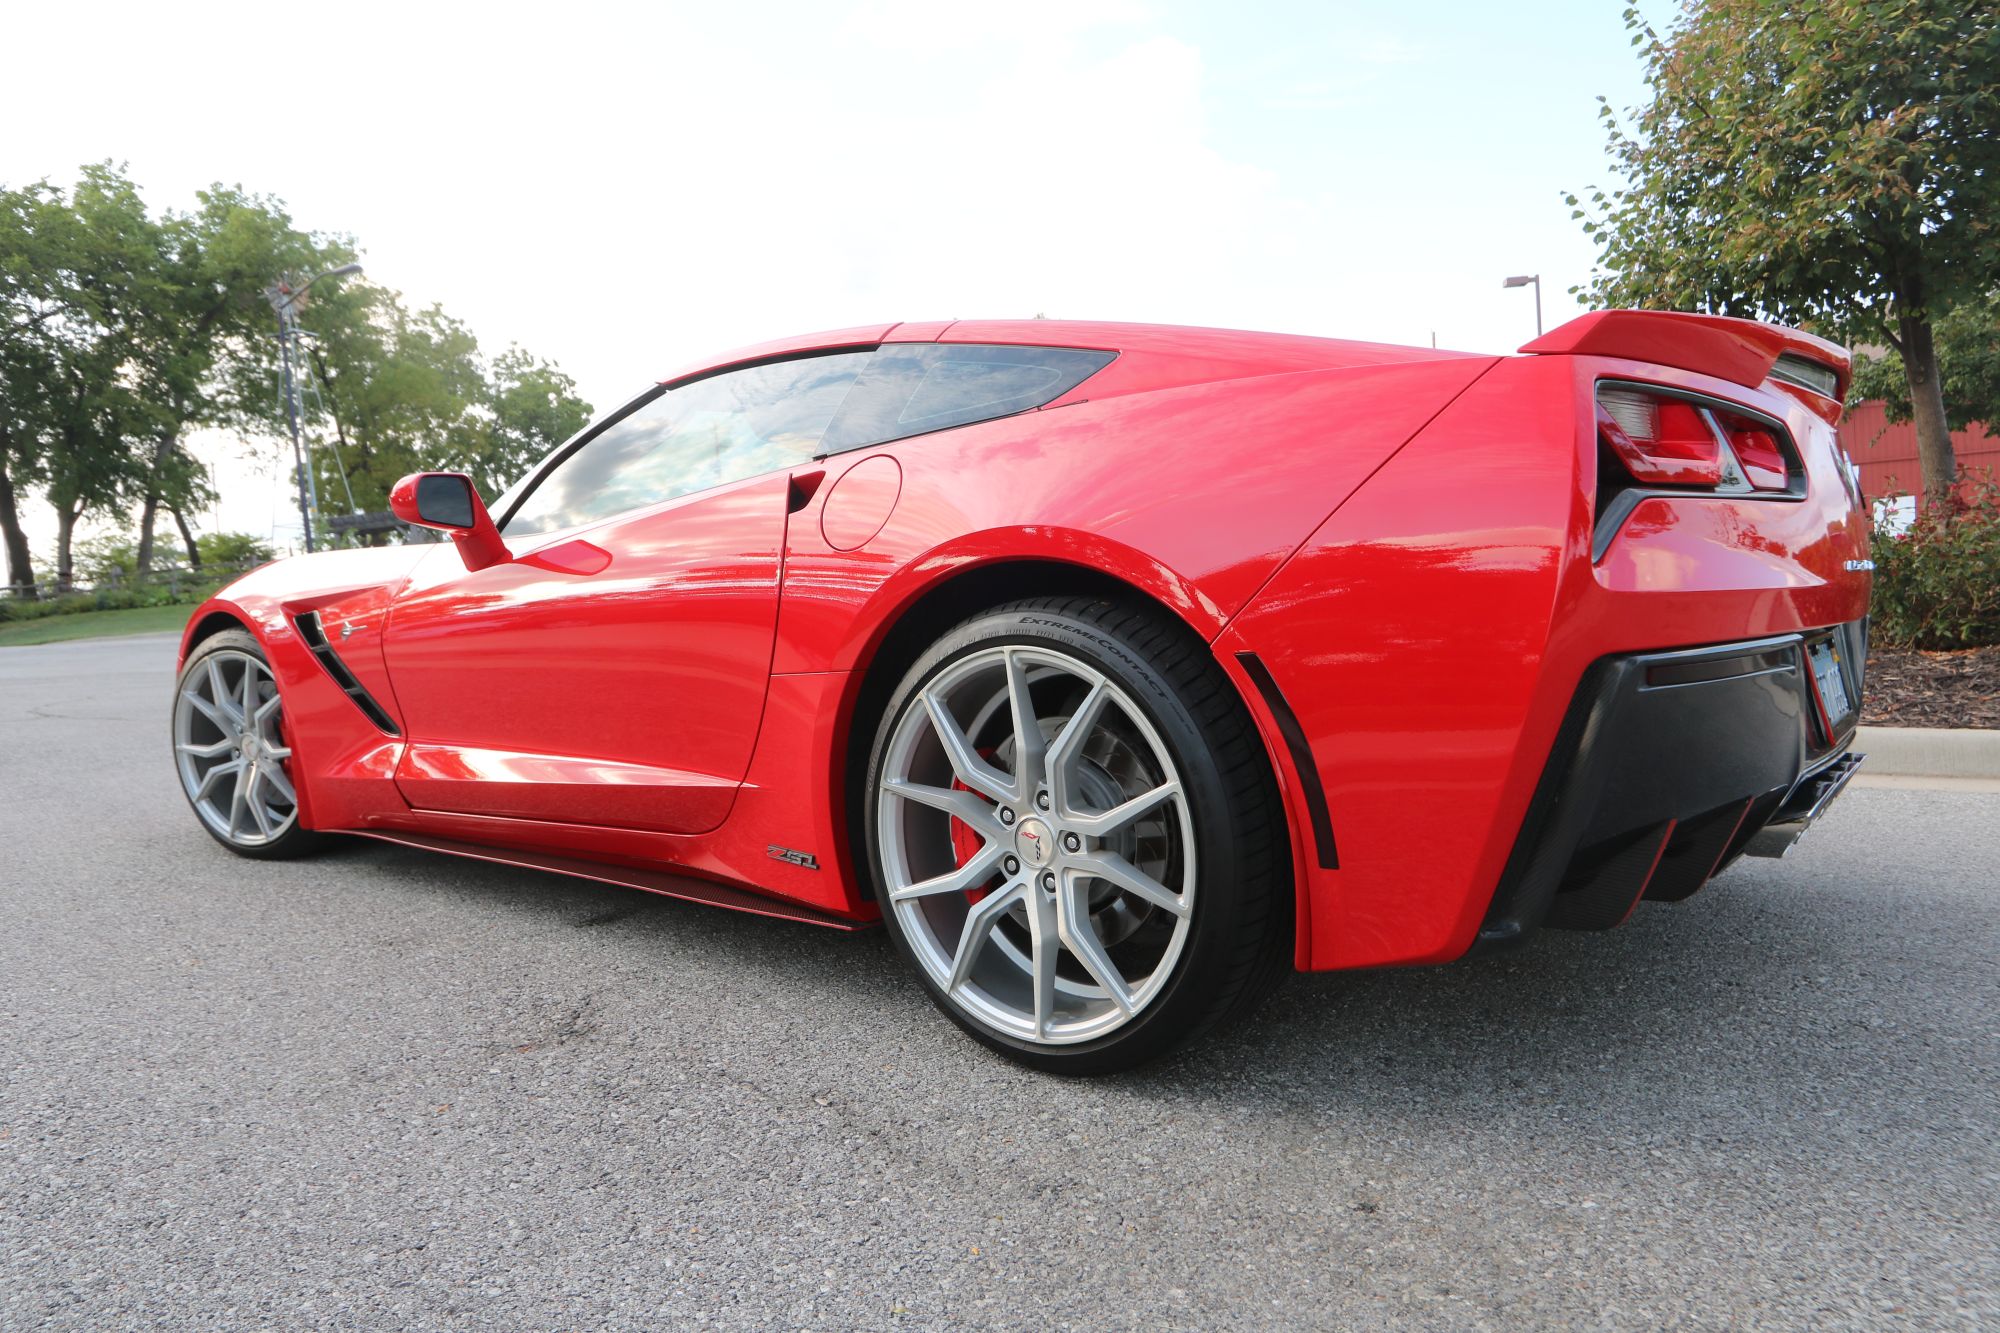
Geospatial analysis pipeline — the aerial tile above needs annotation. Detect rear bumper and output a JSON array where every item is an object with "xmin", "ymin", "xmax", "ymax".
[{"xmin": 1476, "ymin": 622, "xmax": 1866, "ymax": 946}]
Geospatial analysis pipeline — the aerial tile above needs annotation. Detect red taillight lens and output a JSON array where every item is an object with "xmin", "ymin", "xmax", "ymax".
[
  {"xmin": 1596, "ymin": 387, "xmax": 1723, "ymax": 486},
  {"xmin": 1716, "ymin": 414, "xmax": 1789, "ymax": 490}
]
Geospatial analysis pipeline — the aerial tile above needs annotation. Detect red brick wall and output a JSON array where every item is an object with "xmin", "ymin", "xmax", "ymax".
[{"xmin": 1839, "ymin": 400, "xmax": 2000, "ymax": 507}]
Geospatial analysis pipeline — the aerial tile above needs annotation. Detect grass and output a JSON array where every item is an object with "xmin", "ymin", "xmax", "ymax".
[{"xmin": 0, "ymin": 603, "xmax": 192, "ymax": 647}]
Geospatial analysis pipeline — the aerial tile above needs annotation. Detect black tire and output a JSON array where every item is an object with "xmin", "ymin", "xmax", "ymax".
[
  {"xmin": 865, "ymin": 595, "xmax": 1290, "ymax": 1073},
  {"xmin": 172, "ymin": 628, "xmax": 326, "ymax": 861}
]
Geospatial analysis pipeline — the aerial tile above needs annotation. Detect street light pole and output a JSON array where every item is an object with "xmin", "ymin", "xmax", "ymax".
[
  {"xmin": 1502, "ymin": 273, "xmax": 1542, "ymax": 337},
  {"xmin": 265, "ymin": 263, "xmax": 362, "ymax": 554},
  {"xmin": 276, "ymin": 317, "xmax": 314, "ymax": 552}
]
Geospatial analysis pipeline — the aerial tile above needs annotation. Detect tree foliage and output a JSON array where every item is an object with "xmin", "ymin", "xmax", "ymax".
[
  {"xmin": 194, "ymin": 530, "xmax": 276, "ymax": 570},
  {"xmin": 125, "ymin": 183, "xmax": 341, "ymax": 573},
  {"xmin": 11, "ymin": 166, "xmax": 157, "ymax": 589},
  {"xmin": 0, "ymin": 164, "xmax": 591, "ymax": 589},
  {"xmin": 1850, "ymin": 288, "xmax": 2000, "ymax": 431},
  {"xmin": 1571, "ymin": 0, "xmax": 2000, "ymax": 508},
  {"xmin": 283, "ymin": 283, "xmax": 592, "ymax": 523},
  {"xmin": 73, "ymin": 528, "xmax": 276, "ymax": 585}
]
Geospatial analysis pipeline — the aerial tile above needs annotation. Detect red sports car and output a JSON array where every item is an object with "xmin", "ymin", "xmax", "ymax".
[{"xmin": 173, "ymin": 312, "xmax": 1870, "ymax": 1071}]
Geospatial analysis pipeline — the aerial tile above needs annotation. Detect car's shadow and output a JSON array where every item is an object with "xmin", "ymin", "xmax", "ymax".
[{"xmin": 330, "ymin": 835, "xmax": 1930, "ymax": 1131}]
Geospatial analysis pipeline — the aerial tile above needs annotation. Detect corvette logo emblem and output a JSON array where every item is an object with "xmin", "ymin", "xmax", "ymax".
[{"xmin": 1014, "ymin": 817, "xmax": 1055, "ymax": 868}]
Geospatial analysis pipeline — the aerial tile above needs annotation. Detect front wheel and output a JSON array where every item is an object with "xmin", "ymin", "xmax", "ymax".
[
  {"xmin": 865, "ymin": 596, "xmax": 1290, "ymax": 1073},
  {"xmin": 172, "ymin": 628, "xmax": 323, "ymax": 860}
]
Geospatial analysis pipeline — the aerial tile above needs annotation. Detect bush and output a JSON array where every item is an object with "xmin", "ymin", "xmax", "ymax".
[
  {"xmin": 72, "ymin": 534, "xmax": 142, "ymax": 586},
  {"xmin": 196, "ymin": 531, "xmax": 276, "ymax": 568},
  {"xmin": 0, "ymin": 578, "xmax": 229, "ymax": 624},
  {"xmin": 0, "ymin": 592, "xmax": 97, "ymax": 624},
  {"xmin": 1870, "ymin": 481, "xmax": 2000, "ymax": 649}
]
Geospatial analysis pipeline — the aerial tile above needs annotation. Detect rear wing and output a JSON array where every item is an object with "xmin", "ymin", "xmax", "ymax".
[{"xmin": 1521, "ymin": 309, "xmax": 1850, "ymax": 407}]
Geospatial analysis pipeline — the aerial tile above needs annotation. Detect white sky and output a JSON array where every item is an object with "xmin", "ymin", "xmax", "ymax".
[{"xmin": 7, "ymin": 0, "xmax": 1651, "ymax": 555}]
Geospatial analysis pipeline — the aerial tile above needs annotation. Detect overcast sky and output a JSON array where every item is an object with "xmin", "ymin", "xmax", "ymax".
[{"xmin": 8, "ymin": 0, "xmax": 1652, "ymax": 552}]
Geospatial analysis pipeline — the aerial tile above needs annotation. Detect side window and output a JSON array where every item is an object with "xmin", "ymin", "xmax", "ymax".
[
  {"xmin": 502, "ymin": 350, "xmax": 872, "ymax": 536},
  {"xmin": 820, "ymin": 344, "xmax": 1115, "ymax": 454}
]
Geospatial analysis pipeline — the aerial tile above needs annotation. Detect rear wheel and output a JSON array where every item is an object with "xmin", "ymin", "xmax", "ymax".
[
  {"xmin": 172, "ymin": 629, "xmax": 323, "ymax": 859},
  {"xmin": 866, "ymin": 597, "xmax": 1289, "ymax": 1073}
]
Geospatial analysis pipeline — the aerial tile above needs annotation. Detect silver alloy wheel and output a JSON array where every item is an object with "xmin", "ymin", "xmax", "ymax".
[
  {"xmin": 174, "ymin": 650, "xmax": 300, "ymax": 847},
  {"xmin": 877, "ymin": 645, "xmax": 1196, "ymax": 1045}
]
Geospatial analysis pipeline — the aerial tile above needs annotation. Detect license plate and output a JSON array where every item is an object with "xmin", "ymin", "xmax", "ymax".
[{"xmin": 1807, "ymin": 638, "xmax": 1855, "ymax": 734}]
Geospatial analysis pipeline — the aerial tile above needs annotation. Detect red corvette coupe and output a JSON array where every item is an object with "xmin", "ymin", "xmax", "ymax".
[{"xmin": 173, "ymin": 312, "xmax": 1870, "ymax": 1071}]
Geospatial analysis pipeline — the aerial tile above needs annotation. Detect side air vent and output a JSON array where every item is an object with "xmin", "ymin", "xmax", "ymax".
[{"xmin": 295, "ymin": 611, "xmax": 400, "ymax": 735}]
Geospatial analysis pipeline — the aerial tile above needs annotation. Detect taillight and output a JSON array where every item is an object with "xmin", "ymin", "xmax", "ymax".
[
  {"xmin": 1597, "ymin": 388, "xmax": 1722, "ymax": 486},
  {"xmin": 1715, "ymin": 415, "xmax": 1788, "ymax": 490},
  {"xmin": 1595, "ymin": 384, "xmax": 1794, "ymax": 492}
]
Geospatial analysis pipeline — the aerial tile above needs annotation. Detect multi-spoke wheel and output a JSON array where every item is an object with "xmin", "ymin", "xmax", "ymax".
[
  {"xmin": 172, "ymin": 629, "xmax": 320, "ymax": 858},
  {"xmin": 867, "ymin": 597, "xmax": 1289, "ymax": 1072}
]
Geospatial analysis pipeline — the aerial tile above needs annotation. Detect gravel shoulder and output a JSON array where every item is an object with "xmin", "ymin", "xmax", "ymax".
[{"xmin": 3, "ymin": 634, "xmax": 1996, "ymax": 1331}]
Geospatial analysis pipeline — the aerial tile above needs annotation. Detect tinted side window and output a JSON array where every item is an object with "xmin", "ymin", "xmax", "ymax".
[
  {"xmin": 504, "ymin": 351, "xmax": 871, "ymax": 536},
  {"xmin": 820, "ymin": 344, "xmax": 1115, "ymax": 454}
]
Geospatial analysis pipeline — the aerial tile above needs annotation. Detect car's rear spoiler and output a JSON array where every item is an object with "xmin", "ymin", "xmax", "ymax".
[{"xmin": 1521, "ymin": 309, "xmax": 1850, "ymax": 406}]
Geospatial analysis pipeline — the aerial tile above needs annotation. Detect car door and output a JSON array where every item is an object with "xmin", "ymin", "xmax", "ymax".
[{"xmin": 379, "ymin": 349, "xmax": 874, "ymax": 834}]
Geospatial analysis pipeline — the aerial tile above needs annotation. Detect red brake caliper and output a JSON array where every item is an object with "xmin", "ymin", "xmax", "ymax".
[{"xmin": 947, "ymin": 759, "xmax": 1002, "ymax": 903}]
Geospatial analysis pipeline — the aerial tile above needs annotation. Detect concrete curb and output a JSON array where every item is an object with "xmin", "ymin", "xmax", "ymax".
[{"xmin": 1854, "ymin": 725, "xmax": 2000, "ymax": 779}]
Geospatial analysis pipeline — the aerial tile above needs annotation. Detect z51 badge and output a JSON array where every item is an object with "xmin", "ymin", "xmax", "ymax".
[{"xmin": 766, "ymin": 845, "xmax": 819, "ymax": 870}]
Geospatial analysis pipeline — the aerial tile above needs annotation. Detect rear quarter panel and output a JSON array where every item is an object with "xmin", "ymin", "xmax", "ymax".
[
  {"xmin": 774, "ymin": 357, "xmax": 1499, "ymax": 673},
  {"xmin": 1226, "ymin": 354, "xmax": 1869, "ymax": 971}
]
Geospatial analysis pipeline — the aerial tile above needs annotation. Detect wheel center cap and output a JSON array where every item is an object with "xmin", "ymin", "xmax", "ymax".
[{"xmin": 1015, "ymin": 816, "xmax": 1056, "ymax": 869}]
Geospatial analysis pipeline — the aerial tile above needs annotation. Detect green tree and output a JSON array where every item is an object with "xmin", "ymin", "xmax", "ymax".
[
  {"xmin": 42, "ymin": 344, "xmax": 147, "ymax": 590},
  {"xmin": 7, "ymin": 164, "xmax": 588, "ymax": 573},
  {"xmin": 69, "ymin": 529, "xmax": 271, "ymax": 585},
  {"xmin": 1850, "ymin": 288, "xmax": 2000, "ymax": 437},
  {"xmin": 13, "ymin": 166, "xmax": 159, "ymax": 590},
  {"xmin": 1571, "ymin": 1, "xmax": 2000, "ymax": 511},
  {"xmin": 293, "ymin": 285, "xmax": 590, "ymax": 525},
  {"xmin": 0, "ymin": 181, "xmax": 72, "ymax": 595},
  {"xmin": 72, "ymin": 531, "xmax": 140, "ymax": 585},
  {"xmin": 125, "ymin": 184, "xmax": 335, "ymax": 575},
  {"xmin": 482, "ymin": 346, "xmax": 593, "ymax": 495}
]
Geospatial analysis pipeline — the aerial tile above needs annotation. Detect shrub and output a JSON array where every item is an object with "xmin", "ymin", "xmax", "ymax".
[
  {"xmin": 0, "ymin": 577, "xmax": 230, "ymax": 623},
  {"xmin": 195, "ymin": 531, "xmax": 276, "ymax": 568},
  {"xmin": 1870, "ymin": 481, "xmax": 2000, "ymax": 649},
  {"xmin": 72, "ymin": 534, "xmax": 142, "ymax": 586}
]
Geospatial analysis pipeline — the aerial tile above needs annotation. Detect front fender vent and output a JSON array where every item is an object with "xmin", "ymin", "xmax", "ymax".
[{"xmin": 295, "ymin": 611, "xmax": 400, "ymax": 735}]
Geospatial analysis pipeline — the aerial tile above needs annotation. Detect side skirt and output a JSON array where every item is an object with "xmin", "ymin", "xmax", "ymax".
[{"xmin": 340, "ymin": 830, "xmax": 875, "ymax": 931}]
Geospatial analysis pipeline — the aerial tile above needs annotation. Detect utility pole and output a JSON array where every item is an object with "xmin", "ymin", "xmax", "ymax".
[{"xmin": 264, "ymin": 263, "xmax": 361, "ymax": 554}]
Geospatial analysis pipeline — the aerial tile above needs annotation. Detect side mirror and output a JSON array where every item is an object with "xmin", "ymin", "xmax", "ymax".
[{"xmin": 389, "ymin": 472, "xmax": 510, "ymax": 572}]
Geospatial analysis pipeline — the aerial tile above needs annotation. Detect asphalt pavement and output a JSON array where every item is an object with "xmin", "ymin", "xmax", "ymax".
[{"xmin": 3, "ymin": 633, "xmax": 1996, "ymax": 1330}]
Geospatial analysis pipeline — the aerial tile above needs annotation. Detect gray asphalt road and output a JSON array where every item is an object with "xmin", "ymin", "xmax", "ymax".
[{"xmin": 3, "ymin": 633, "xmax": 1996, "ymax": 1331}]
